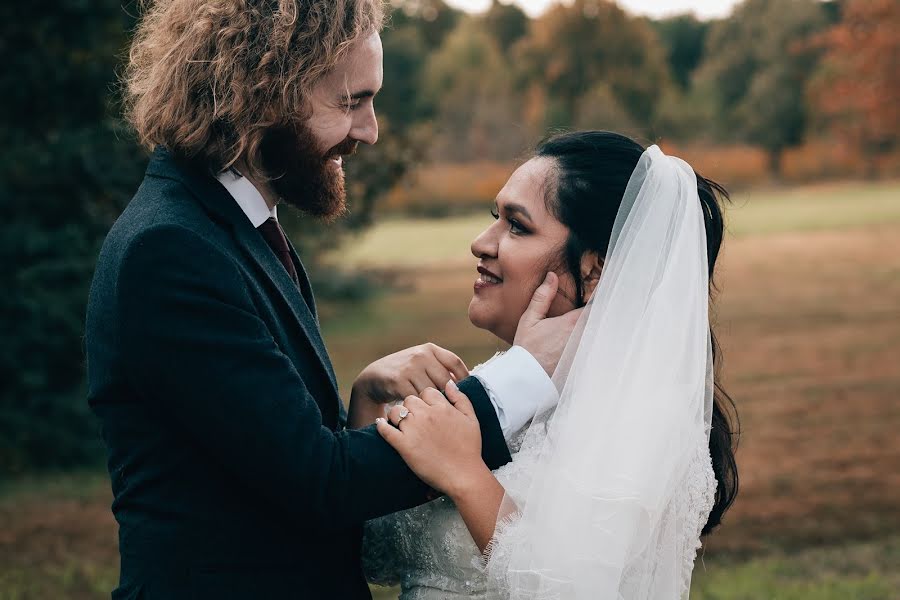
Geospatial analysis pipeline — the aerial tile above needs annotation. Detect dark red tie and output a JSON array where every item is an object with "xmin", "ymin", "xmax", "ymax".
[{"xmin": 258, "ymin": 217, "xmax": 299, "ymax": 285}]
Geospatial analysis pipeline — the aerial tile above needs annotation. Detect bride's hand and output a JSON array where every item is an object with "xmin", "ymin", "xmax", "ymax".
[{"xmin": 375, "ymin": 381, "xmax": 488, "ymax": 497}]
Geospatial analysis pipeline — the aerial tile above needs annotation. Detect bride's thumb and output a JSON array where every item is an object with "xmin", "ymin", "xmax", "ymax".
[
  {"xmin": 520, "ymin": 272, "xmax": 558, "ymax": 327},
  {"xmin": 445, "ymin": 379, "xmax": 475, "ymax": 418}
]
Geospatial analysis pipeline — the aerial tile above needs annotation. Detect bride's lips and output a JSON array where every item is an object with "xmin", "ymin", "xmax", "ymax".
[
  {"xmin": 474, "ymin": 265, "xmax": 502, "ymax": 292},
  {"xmin": 328, "ymin": 155, "xmax": 343, "ymax": 168}
]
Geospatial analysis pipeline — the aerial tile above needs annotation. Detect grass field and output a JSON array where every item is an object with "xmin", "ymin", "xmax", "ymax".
[{"xmin": 2, "ymin": 180, "xmax": 899, "ymax": 599}]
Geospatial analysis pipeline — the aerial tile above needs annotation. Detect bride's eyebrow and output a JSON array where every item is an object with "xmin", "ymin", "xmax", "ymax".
[{"xmin": 504, "ymin": 202, "xmax": 533, "ymax": 221}]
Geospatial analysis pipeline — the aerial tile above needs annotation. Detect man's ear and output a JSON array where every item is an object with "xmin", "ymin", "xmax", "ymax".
[{"xmin": 580, "ymin": 252, "xmax": 604, "ymax": 303}]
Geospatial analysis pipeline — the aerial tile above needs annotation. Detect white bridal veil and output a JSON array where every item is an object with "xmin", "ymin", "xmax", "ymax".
[{"xmin": 484, "ymin": 145, "xmax": 716, "ymax": 599}]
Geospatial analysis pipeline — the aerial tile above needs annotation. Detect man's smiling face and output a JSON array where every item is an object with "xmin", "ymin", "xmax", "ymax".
[
  {"xmin": 308, "ymin": 30, "xmax": 383, "ymax": 160},
  {"xmin": 260, "ymin": 31, "xmax": 383, "ymax": 219}
]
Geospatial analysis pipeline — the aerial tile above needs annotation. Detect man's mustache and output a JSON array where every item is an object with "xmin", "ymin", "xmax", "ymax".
[{"xmin": 327, "ymin": 138, "xmax": 358, "ymax": 159}]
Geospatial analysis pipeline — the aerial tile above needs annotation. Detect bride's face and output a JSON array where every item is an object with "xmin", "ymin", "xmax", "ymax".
[{"xmin": 468, "ymin": 157, "xmax": 580, "ymax": 344}]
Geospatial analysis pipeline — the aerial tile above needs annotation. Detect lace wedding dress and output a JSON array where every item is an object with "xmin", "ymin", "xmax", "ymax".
[{"xmin": 362, "ymin": 427, "xmax": 715, "ymax": 599}]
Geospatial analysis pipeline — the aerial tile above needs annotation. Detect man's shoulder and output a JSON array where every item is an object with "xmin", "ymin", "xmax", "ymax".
[{"xmin": 97, "ymin": 171, "xmax": 231, "ymax": 276}]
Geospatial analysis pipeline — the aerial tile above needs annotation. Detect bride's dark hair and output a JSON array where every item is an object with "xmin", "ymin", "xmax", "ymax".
[{"xmin": 535, "ymin": 130, "xmax": 739, "ymax": 535}]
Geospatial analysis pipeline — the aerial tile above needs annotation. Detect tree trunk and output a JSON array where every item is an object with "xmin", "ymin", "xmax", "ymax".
[{"xmin": 768, "ymin": 147, "xmax": 783, "ymax": 181}]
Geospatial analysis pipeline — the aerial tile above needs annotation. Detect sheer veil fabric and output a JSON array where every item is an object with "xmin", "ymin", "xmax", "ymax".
[{"xmin": 484, "ymin": 145, "xmax": 716, "ymax": 599}]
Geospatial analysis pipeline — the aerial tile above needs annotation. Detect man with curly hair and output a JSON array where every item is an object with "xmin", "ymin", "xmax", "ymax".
[{"xmin": 85, "ymin": 1, "xmax": 574, "ymax": 597}]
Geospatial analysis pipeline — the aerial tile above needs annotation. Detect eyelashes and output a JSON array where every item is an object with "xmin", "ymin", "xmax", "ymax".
[{"xmin": 490, "ymin": 207, "xmax": 529, "ymax": 235}]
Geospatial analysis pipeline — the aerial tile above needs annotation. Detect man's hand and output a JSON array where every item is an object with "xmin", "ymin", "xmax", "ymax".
[
  {"xmin": 351, "ymin": 343, "xmax": 469, "ymax": 406},
  {"xmin": 513, "ymin": 272, "xmax": 584, "ymax": 376}
]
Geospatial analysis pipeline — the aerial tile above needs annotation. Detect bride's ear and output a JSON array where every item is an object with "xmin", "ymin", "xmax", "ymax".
[{"xmin": 580, "ymin": 252, "xmax": 604, "ymax": 303}]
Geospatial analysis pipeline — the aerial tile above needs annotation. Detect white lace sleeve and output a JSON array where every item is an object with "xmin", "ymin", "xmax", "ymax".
[{"xmin": 362, "ymin": 513, "xmax": 407, "ymax": 586}]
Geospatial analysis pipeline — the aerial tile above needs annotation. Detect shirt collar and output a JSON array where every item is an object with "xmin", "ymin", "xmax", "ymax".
[{"xmin": 216, "ymin": 170, "xmax": 277, "ymax": 228}]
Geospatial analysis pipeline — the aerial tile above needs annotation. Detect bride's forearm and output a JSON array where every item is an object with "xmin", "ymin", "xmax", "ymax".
[{"xmin": 447, "ymin": 465, "xmax": 506, "ymax": 554}]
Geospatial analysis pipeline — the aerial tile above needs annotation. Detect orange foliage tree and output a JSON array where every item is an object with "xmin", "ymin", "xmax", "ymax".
[{"xmin": 809, "ymin": 0, "xmax": 900, "ymax": 169}]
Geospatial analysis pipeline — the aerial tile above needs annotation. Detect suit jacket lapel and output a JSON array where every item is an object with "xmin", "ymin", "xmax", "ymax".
[
  {"xmin": 285, "ymin": 238, "xmax": 318, "ymax": 322},
  {"xmin": 147, "ymin": 149, "xmax": 338, "ymax": 394},
  {"xmin": 232, "ymin": 223, "xmax": 338, "ymax": 391}
]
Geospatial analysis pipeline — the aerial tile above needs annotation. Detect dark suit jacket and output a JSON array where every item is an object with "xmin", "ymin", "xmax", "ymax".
[{"xmin": 85, "ymin": 148, "xmax": 512, "ymax": 599}]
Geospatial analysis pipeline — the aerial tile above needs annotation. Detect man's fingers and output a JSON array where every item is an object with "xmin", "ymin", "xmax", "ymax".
[
  {"xmin": 445, "ymin": 380, "xmax": 475, "ymax": 418},
  {"xmin": 520, "ymin": 272, "xmax": 558, "ymax": 326},
  {"xmin": 432, "ymin": 346, "xmax": 470, "ymax": 382},
  {"xmin": 425, "ymin": 365, "xmax": 453, "ymax": 392},
  {"xmin": 565, "ymin": 306, "xmax": 585, "ymax": 325},
  {"xmin": 395, "ymin": 381, "xmax": 419, "ymax": 402},
  {"xmin": 375, "ymin": 417, "xmax": 404, "ymax": 449},
  {"xmin": 419, "ymin": 388, "xmax": 448, "ymax": 406}
]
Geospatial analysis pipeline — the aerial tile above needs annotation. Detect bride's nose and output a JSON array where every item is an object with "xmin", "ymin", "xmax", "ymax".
[{"xmin": 471, "ymin": 223, "xmax": 499, "ymax": 259}]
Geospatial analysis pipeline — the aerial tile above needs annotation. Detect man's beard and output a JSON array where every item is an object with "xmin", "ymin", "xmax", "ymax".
[{"xmin": 258, "ymin": 122, "xmax": 357, "ymax": 221}]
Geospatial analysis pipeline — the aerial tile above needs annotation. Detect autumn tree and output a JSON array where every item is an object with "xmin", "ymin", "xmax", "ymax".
[
  {"xmin": 389, "ymin": 0, "xmax": 463, "ymax": 52},
  {"xmin": 483, "ymin": 0, "xmax": 529, "ymax": 53},
  {"xmin": 808, "ymin": 0, "xmax": 900, "ymax": 173},
  {"xmin": 513, "ymin": 0, "xmax": 671, "ymax": 134},
  {"xmin": 650, "ymin": 14, "xmax": 710, "ymax": 91},
  {"xmin": 695, "ymin": 0, "xmax": 828, "ymax": 177},
  {"xmin": 423, "ymin": 16, "xmax": 524, "ymax": 161}
]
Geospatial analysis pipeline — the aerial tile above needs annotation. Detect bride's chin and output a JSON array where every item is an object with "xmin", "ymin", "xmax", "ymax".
[
  {"xmin": 467, "ymin": 301, "xmax": 494, "ymax": 331},
  {"xmin": 468, "ymin": 305, "xmax": 516, "ymax": 345}
]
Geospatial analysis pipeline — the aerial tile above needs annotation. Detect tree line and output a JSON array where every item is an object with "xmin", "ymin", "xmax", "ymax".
[{"xmin": 386, "ymin": 0, "xmax": 896, "ymax": 177}]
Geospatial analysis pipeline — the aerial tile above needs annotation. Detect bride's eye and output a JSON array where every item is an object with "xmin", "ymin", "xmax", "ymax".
[
  {"xmin": 508, "ymin": 219, "xmax": 528, "ymax": 235},
  {"xmin": 490, "ymin": 207, "xmax": 500, "ymax": 220}
]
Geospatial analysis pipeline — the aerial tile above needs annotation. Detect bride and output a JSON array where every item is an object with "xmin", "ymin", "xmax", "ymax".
[{"xmin": 360, "ymin": 131, "xmax": 739, "ymax": 599}]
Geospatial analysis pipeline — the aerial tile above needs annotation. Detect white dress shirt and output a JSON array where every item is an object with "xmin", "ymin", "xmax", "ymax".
[
  {"xmin": 216, "ymin": 171, "xmax": 559, "ymax": 441},
  {"xmin": 217, "ymin": 170, "xmax": 277, "ymax": 227}
]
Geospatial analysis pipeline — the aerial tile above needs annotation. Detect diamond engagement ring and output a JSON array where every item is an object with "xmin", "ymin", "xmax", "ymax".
[{"xmin": 396, "ymin": 406, "xmax": 410, "ymax": 423}]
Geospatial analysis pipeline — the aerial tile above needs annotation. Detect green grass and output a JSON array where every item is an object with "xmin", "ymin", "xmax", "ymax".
[
  {"xmin": 726, "ymin": 180, "xmax": 900, "ymax": 237},
  {"xmin": 0, "ymin": 469, "xmax": 107, "ymax": 505},
  {"xmin": 330, "ymin": 180, "xmax": 900, "ymax": 268},
  {"xmin": 0, "ymin": 563, "xmax": 118, "ymax": 600},
  {"xmin": 691, "ymin": 536, "xmax": 900, "ymax": 600}
]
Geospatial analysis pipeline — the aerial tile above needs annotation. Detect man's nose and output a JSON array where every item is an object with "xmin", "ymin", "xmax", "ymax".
[{"xmin": 351, "ymin": 104, "xmax": 378, "ymax": 145}]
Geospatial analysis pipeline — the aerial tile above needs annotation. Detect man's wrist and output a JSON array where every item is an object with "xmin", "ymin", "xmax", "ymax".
[{"xmin": 474, "ymin": 346, "xmax": 560, "ymax": 440}]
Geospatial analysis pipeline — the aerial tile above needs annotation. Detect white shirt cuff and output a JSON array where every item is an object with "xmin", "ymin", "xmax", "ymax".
[{"xmin": 472, "ymin": 346, "xmax": 559, "ymax": 441}]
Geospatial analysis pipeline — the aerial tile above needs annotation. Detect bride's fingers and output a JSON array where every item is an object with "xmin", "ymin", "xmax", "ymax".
[
  {"xmin": 375, "ymin": 417, "xmax": 405, "ymax": 450},
  {"xmin": 445, "ymin": 379, "xmax": 475, "ymax": 418},
  {"xmin": 387, "ymin": 403, "xmax": 411, "ymax": 428},
  {"xmin": 403, "ymin": 395, "xmax": 430, "ymax": 412}
]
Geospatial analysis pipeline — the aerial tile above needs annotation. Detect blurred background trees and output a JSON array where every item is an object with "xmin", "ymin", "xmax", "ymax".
[
  {"xmin": 4, "ymin": 0, "xmax": 899, "ymax": 476},
  {"xmin": 694, "ymin": 0, "xmax": 830, "ymax": 176},
  {"xmin": 808, "ymin": 0, "xmax": 900, "ymax": 174},
  {"xmin": 0, "ymin": 2, "xmax": 143, "ymax": 475}
]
